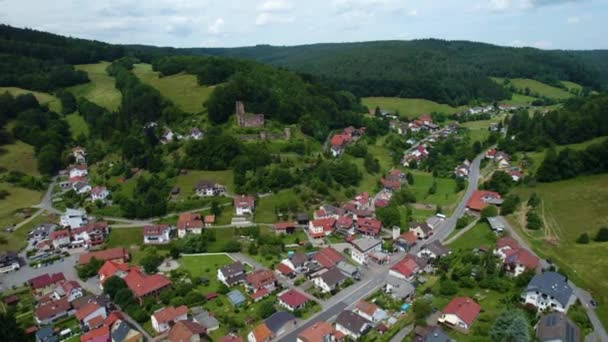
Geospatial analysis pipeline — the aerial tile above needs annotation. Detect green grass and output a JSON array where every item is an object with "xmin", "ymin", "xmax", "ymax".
[
  {"xmin": 510, "ymin": 174, "xmax": 608, "ymax": 327},
  {"xmin": 0, "ymin": 213, "xmax": 54, "ymax": 253},
  {"xmin": 491, "ymin": 77, "xmax": 573, "ymax": 100},
  {"xmin": 0, "ymin": 183, "xmax": 43, "ymax": 231},
  {"xmin": 106, "ymin": 227, "xmax": 149, "ymax": 263},
  {"xmin": 133, "ymin": 63, "xmax": 215, "ymax": 113},
  {"xmin": 409, "ymin": 171, "xmax": 461, "ymax": 207},
  {"xmin": 255, "ymin": 189, "xmax": 299, "ymax": 223},
  {"xmin": 172, "ymin": 170, "xmax": 235, "ymax": 199},
  {"xmin": 560, "ymin": 81, "xmax": 583, "ymax": 93},
  {"xmin": 0, "ymin": 140, "xmax": 40, "ymax": 176},
  {"xmin": 65, "ymin": 113, "xmax": 89, "ymax": 137},
  {"xmin": 0, "ymin": 86, "xmax": 62, "ymax": 113},
  {"xmin": 502, "ymin": 93, "xmax": 538, "ymax": 105},
  {"xmin": 520, "ymin": 136, "xmax": 607, "ymax": 173},
  {"xmin": 178, "ymin": 254, "xmax": 234, "ymax": 292},
  {"xmin": 67, "ymin": 62, "xmax": 121, "ymax": 111},
  {"xmin": 362, "ymin": 97, "xmax": 465, "ymax": 119},
  {"xmin": 447, "ymin": 222, "xmax": 497, "ymax": 251}
]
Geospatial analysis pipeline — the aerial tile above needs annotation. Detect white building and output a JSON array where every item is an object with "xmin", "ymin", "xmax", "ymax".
[
  {"xmin": 350, "ymin": 238, "xmax": 382, "ymax": 265},
  {"xmin": 68, "ymin": 165, "xmax": 88, "ymax": 178},
  {"xmin": 60, "ymin": 208, "xmax": 87, "ymax": 229},
  {"xmin": 90, "ymin": 186, "xmax": 110, "ymax": 201},
  {"xmin": 143, "ymin": 225, "xmax": 172, "ymax": 244},
  {"xmin": 521, "ymin": 272, "xmax": 575, "ymax": 313},
  {"xmin": 151, "ymin": 306, "xmax": 188, "ymax": 333}
]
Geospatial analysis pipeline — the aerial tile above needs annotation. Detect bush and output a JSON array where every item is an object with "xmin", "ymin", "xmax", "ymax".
[
  {"xmin": 526, "ymin": 211, "xmax": 543, "ymax": 230},
  {"xmin": 439, "ymin": 279, "xmax": 459, "ymax": 296},
  {"xmin": 594, "ymin": 227, "xmax": 608, "ymax": 242},
  {"xmin": 456, "ymin": 216, "xmax": 471, "ymax": 229},
  {"xmin": 500, "ymin": 195, "xmax": 520, "ymax": 215},
  {"xmin": 481, "ymin": 205, "xmax": 498, "ymax": 219},
  {"xmin": 576, "ymin": 233, "xmax": 590, "ymax": 244},
  {"xmin": 528, "ymin": 193, "xmax": 541, "ymax": 208}
]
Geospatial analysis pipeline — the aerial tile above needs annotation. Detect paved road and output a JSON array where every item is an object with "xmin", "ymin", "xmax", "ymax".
[
  {"xmin": 390, "ymin": 324, "xmax": 414, "ymax": 342},
  {"xmin": 499, "ymin": 216, "xmax": 608, "ymax": 341},
  {"xmin": 32, "ymin": 176, "xmax": 60, "ymax": 215}
]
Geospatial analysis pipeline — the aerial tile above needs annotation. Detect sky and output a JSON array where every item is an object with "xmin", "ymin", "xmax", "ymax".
[{"xmin": 0, "ymin": 0, "xmax": 606, "ymax": 50}]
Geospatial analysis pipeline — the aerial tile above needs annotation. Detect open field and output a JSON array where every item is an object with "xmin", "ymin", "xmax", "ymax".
[
  {"xmin": 520, "ymin": 136, "xmax": 607, "ymax": 173},
  {"xmin": 502, "ymin": 93, "xmax": 538, "ymax": 105},
  {"xmin": 0, "ymin": 86, "xmax": 62, "ymax": 113},
  {"xmin": 460, "ymin": 114, "xmax": 504, "ymax": 145},
  {"xmin": 0, "ymin": 212, "xmax": 54, "ymax": 253},
  {"xmin": 133, "ymin": 63, "xmax": 214, "ymax": 113},
  {"xmin": 409, "ymin": 171, "xmax": 462, "ymax": 208},
  {"xmin": 65, "ymin": 113, "xmax": 89, "ymax": 137},
  {"xmin": 0, "ymin": 183, "xmax": 43, "ymax": 230},
  {"xmin": 0, "ymin": 141, "xmax": 39, "ymax": 176},
  {"xmin": 178, "ymin": 254, "xmax": 233, "ymax": 292},
  {"xmin": 491, "ymin": 77, "xmax": 573, "ymax": 100},
  {"xmin": 172, "ymin": 170, "xmax": 235, "ymax": 198},
  {"xmin": 510, "ymin": 174, "xmax": 608, "ymax": 326},
  {"xmin": 68, "ymin": 62, "xmax": 121, "ymax": 111},
  {"xmin": 255, "ymin": 189, "xmax": 299, "ymax": 223},
  {"xmin": 447, "ymin": 222, "xmax": 497, "ymax": 251},
  {"xmin": 362, "ymin": 97, "xmax": 465, "ymax": 119},
  {"xmin": 560, "ymin": 80, "xmax": 583, "ymax": 93}
]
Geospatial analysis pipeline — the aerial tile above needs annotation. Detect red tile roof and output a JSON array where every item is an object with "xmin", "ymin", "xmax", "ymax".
[
  {"xmin": 87, "ymin": 315, "xmax": 104, "ymax": 328},
  {"xmin": 381, "ymin": 178, "xmax": 401, "ymax": 190},
  {"xmin": 442, "ymin": 297, "xmax": 481, "ymax": 327},
  {"xmin": 79, "ymin": 248, "xmax": 129, "ymax": 265},
  {"xmin": 466, "ymin": 190, "xmax": 501, "ymax": 211},
  {"xmin": 297, "ymin": 321, "xmax": 334, "ymax": 342},
  {"xmin": 399, "ymin": 231, "xmax": 418, "ymax": 245},
  {"xmin": 356, "ymin": 301, "xmax": 379, "ymax": 316},
  {"xmin": 80, "ymin": 325, "xmax": 109, "ymax": 342},
  {"xmin": 218, "ymin": 336, "xmax": 244, "ymax": 342},
  {"xmin": 390, "ymin": 255, "xmax": 419, "ymax": 278},
  {"xmin": 98, "ymin": 260, "xmax": 131, "ymax": 282},
  {"xmin": 506, "ymin": 248, "xmax": 539, "ymax": 270},
  {"xmin": 496, "ymin": 237, "xmax": 519, "ymax": 250},
  {"xmin": 124, "ymin": 269, "xmax": 172, "ymax": 298},
  {"xmin": 50, "ymin": 229, "xmax": 71, "ymax": 241},
  {"xmin": 234, "ymin": 195, "xmax": 255, "ymax": 209},
  {"xmin": 251, "ymin": 323, "xmax": 273, "ymax": 342},
  {"xmin": 278, "ymin": 289, "xmax": 309, "ymax": 308},
  {"xmin": 246, "ymin": 269, "xmax": 276, "ymax": 290},
  {"xmin": 34, "ymin": 297, "xmax": 70, "ymax": 321},
  {"xmin": 356, "ymin": 217, "xmax": 382, "ymax": 235},
  {"xmin": 251, "ymin": 288, "xmax": 269, "ymax": 300},
  {"xmin": 336, "ymin": 216, "xmax": 353, "ymax": 228},
  {"xmin": 104, "ymin": 311, "xmax": 123, "ymax": 326},
  {"xmin": 143, "ymin": 224, "xmax": 170, "ymax": 236},
  {"xmin": 276, "ymin": 263, "xmax": 295, "ymax": 276},
  {"xmin": 168, "ymin": 320, "xmax": 206, "ymax": 342},
  {"xmin": 28, "ymin": 273, "xmax": 65, "ymax": 290},
  {"xmin": 90, "ymin": 186, "xmax": 107, "ymax": 196},
  {"xmin": 153, "ymin": 305, "xmax": 188, "ymax": 324},
  {"xmin": 330, "ymin": 134, "xmax": 351, "ymax": 147},
  {"xmin": 313, "ymin": 247, "xmax": 344, "ymax": 268},
  {"xmin": 75, "ymin": 302, "xmax": 102, "ymax": 321},
  {"xmin": 274, "ymin": 221, "xmax": 296, "ymax": 230},
  {"xmin": 176, "ymin": 213, "xmax": 203, "ymax": 230},
  {"xmin": 204, "ymin": 215, "xmax": 215, "ymax": 224}
]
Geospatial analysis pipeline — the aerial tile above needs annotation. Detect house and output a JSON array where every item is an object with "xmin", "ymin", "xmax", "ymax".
[
  {"xmin": 493, "ymin": 237, "xmax": 539, "ymax": 276},
  {"xmin": 219, "ymin": 336, "xmax": 243, "ymax": 342},
  {"xmin": 168, "ymin": 320, "xmax": 206, "ymax": 342},
  {"xmin": 508, "ymin": 169, "xmax": 523, "ymax": 182},
  {"xmin": 52, "ymin": 280, "xmax": 83, "ymax": 302},
  {"xmin": 384, "ymin": 275, "xmax": 415, "ymax": 300},
  {"xmin": 227, "ymin": 290, "xmax": 246, "ymax": 307},
  {"xmin": 191, "ymin": 306, "xmax": 220, "ymax": 332},
  {"xmin": 395, "ymin": 231, "xmax": 417, "ymax": 252},
  {"xmin": 35, "ymin": 326, "xmax": 55, "ymax": 342},
  {"xmin": 297, "ymin": 321, "xmax": 334, "ymax": 342},
  {"xmin": 217, "ymin": 261, "xmax": 246, "ymax": 287},
  {"xmin": 380, "ymin": 178, "xmax": 401, "ymax": 192},
  {"xmin": 438, "ymin": 297, "xmax": 481, "ymax": 333},
  {"xmin": 264, "ymin": 311, "xmax": 297, "ymax": 336},
  {"xmin": 98, "ymin": 260, "xmax": 133, "ymax": 285},
  {"xmin": 234, "ymin": 195, "xmax": 255, "ymax": 216},
  {"xmin": 454, "ymin": 160, "xmax": 470, "ymax": 179},
  {"xmin": 350, "ymin": 238, "xmax": 382, "ymax": 265},
  {"xmin": 278, "ymin": 289, "xmax": 310, "ymax": 311},
  {"xmin": 274, "ymin": 222, "xmax": 296, "ymax": 235},
  {"xmin": 34, "ymin": 297, "xmax": 71, "ymax": 325},
  {"xmin": 177, "ymin": 213, "xmax": 204, "ymax": 238},
  {"xmin": 190, "ymin": 128, "xmax": 204, "ymax": 140},
  {"xmin": 110, "ymin": 318, "xmax": 144, "ymax": 342},
  {"xmin": 521, "ymin": 272, "xmax": 575, "ymax": 312},
  {"xmin": 308, "ymin": 218, "xmax": 336, "ymax": 238},
  {"xmin": 90, "ymin": 186, "xmax": 110, "ymax": 201},
  {"xmin": 335, "ymin": 310, "xmax": 372, "ymax": 340},
  {"xmin": 245, "ymin": 269, "xmax": 277, "ymax": 293},
  {"xmin": 0, "ymin": 251, "xmax": 20, "ymax": 273},
  {"xmin": 282, "ymin": 252, "xmax": 308, "ymax": 273},
  {"xmin": 28, "ymin": 273, "xmax": 66, "ymax": 291},
  {"xmin": 276, "ymin": 263, "xmax": 296, "ymax": 278},
  {"xmin": 143, "ymin": 225, "xmax": 172, "ymax": 244},
  {"xmin": 403, "ymin": 145, "xmax": 429, "ymax": 167},
  {"xmin": 248, "ymin": 323, "xmax": 273, "ymax": 342},
  {"xmin": 485, "ymin": 148, "xmax": 497, "ymax": 159},
  {"xmin": 466, "ymin": 190, "xmax": 503, "ymax": 212},
  {"xmin": 79, "ymin": 247, "xmax": 130, "ymax": 265},
  {"xmin": 487, "ymin": 216, "xmax": 506, "ymax": 232},
  {"xmin": 194, "ymin": 181, "xmax": 225, "ymax": 197},
  {"xmin": 69, "ymin": 164, "xmax": 88, "ymax": 178},
  {"xmin": 72, "ymin": 146, "xmax": 87, "ymax": 164},
  {"xmin": 313, "ymin": 247, "xmax": 344, "ymax": 268},
  {"xmin": 251, "ymin": 288, "xmax": 270, "ymax": 302},
  {"xmin": 151, "ymin": 305, "xmax": 189, "ymax": 333},
  {"xmin": 354, "ymin": 301, "xmax": 388, "ymax": 324},
  {"xmin": 60, "ymin": 208, "xmax": 87, "ymax": 229},
  {"xmin": 50, "ymin": 229, "xmax": 71, "ymax": 249},
  {"xmin": 410, "ymin": 221, "xmax": 433, "ymax": 239},
  {"xmin": 161, "ymin": 129, "xmax": 175, "ymax": 143},
  {"xmin": 389, "ymin": 255, "xmax": 420, "ymax": 281},
  {"xmin": 312, "ymin": 267, "xmax": 346, "ymax": 293},
  {"xmin": 335, "ymin": 216, "xmax": 355, "ymax": 236},
  {"xmin": 418, "ymin": 241, "xmax": 450, "ymax": 259},
  {"xmin": 356, "ymin": 218, "xmax": 382, "ymax": 236},
  {"xmin": 80, "ymin": 325, "xmax": 110, "ymax": 342},
  {"xmin": 413, "ymin": 326, "xmax": 453, "ymax": 342},
  {"xmin": 123, "ymin": 268, "xmax": 172, "ymax": 303},
  {"xmin": 329, "ymin": 134, "xmax": 351, "ymax": 157},
  {"xmin": 236, "ymin": 101, "xmax": 265, "ymax": 128},
  {"xmin": 29, "ymin": 223, "xmax": 56, "ymax": 240},
  {"xmin": 72, "ymin": 181, "xmax": 92, "ymax": 195},
  {"xmin": 536, "ymin": 312, "xmax": 580, "ymax": 342},
  {"xmin": 71, "ymin": 221, "xmax": 109, "ymax": 247},
  {"xmin": 75, "ymin": 302, "xmax": 107, "ymax": 329}
]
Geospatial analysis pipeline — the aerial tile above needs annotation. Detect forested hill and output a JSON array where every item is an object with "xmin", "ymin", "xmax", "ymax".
[{"xmin": 182, "ymin": 40, "xmax": 608, "ymax": 106}]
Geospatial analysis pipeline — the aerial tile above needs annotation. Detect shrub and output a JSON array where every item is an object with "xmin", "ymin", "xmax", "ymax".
[
  {"xmin": 576, "ymin": 233, "xmax": 590, "ymax": 244},
  {"xmin": 526, "ymin": 211, "xmax": 543, "ymax": 230},
  {"xmin": 594, "ymin": 227, "xmax": 608, "ymax": 242}
]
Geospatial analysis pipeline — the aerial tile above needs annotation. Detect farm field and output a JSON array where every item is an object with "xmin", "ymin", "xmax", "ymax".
[
  {"xmin": 520, "ymin": 136, "xmax": 607, "ymax": 173},
  {"xmin": 0, "ymin": 183, "xmax": 43, "ymax": 232},
  {"xmin": 362, "ymin": 97, "xmax": 465, "ymax": 119},
  {"xmin": 65, "ymin": 113, "xmax": 89, "ymax": 137},
  {"xmin": 510, "ymin": 174, "xmax": 608, "ymax": 326},
  {"xmin": 172, "ymin": 170, "xmax": 235, "ymax": 199},
  {"xmin": 491, "ymin": 77, "xmax": 573, "ymax": 100},
  {"xmin": 68, "ymin": 62, "xmax": 121, "ymax": 111},
  {"xmin": 133, "ymin": 63, "xmax": 214, "ymax": 114},
  {"xmin": 0, "ymin": 86, "xmax": 62, "ymax": 113},
  {"xmin": 0, "ymin": 141, "xmax": 39, "ymax": 176},
  {"xmin": 447, "ymin": 222, "xmax": 497, "ymax": 251}
]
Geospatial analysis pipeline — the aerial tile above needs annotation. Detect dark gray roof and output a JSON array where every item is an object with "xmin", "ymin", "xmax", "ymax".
[
  {"xmin": 335, "ymin": 310, "xmax": 371, "ymax": 334},
  {"xmin": 536, "ymin": 312, "xmax": 580, "ymax": 342},
  {"xmin": 415, "ymin": 326, "xmax": 453, "ymax": 342},
  {"xmin": 319, "ymin": 267, "xmax": 346, "ymax": 287},
  {"xmin": 410, "ymin": 222, "xmax": 432, "ymax": 233},
  {"xmin": 264, "ymin": 311, "xmax": 296, "ymax": 333},
  {"xmin": 290, "ymin": 252, "xmax": 308, "ymax": 267},
  {"xmin": 525, "ymin": 272, "xmax": 574, "ymax": 307},
  {"xmin": 36, "ymin": 326, "xmax": 54, "ymax": 341},
  {"xmin": 227, "ymin": 290, "xmax": 246, "ymax": 306},
  {"xmin": 110, "ymin": 320, "xmax": 131, "ymax": 342},
  {"xmin": 296, "ymin": 213, "xmax": 309, "ymax": 221},
  {"xmin": 191, "ymin": 307, "xmax": 220, "ymax": 330},
  {"xmin": 220, "ymin": 261, "xmax": 244, "ymax": 278},
  {"xmin": 422, "ymin": 240, "xmax": 449, "ymax": 257}
]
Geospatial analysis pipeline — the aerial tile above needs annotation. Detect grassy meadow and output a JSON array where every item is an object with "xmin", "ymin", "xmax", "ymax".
[
  {"xmin": 447, "ymin": 222, "xmax": 497, "ymax": 251},
  {"xmin": 491, "ymin": 77, "xmax": 573, "ymax": 100},
  {"xmin": 133, "ymin": 63, "xmax": 214, "ymax": 113},
  {"xmin": 0, "ymin": 86, "xmax": 62, "ymax": 113},
  {"xmin": 510, "ymin": 174, "xmax": 608, "ymax": 326},
  {"xmin": 0, "ymin": 183, "xmax": 43, "ymax": 232},
  {"xmin": 0, "ymin": 141, "xmax": 39, "ymax": 176},
  {"xmin": 362, "ymin": 97, "xmax": 465, "ymax": 119},
  {"xmin": 65, "ymin": 113, "xmax": 90, "ymax": 137},
  {"xmin": 502, "ymin": 93, "xmax": 538, "ymax": 105},
  {"xmin": 172, "ymin": 170, "xmax": 235, "ymax": 198},
  {"xmin": 409, "ymin": 171, "xmax": 462, "ymax": 208},
  {"xmin": 519, "ymin": 136, "xmax": 607, "ymax": 173},
  {"xmin": 68, "ymin": 62, "xmax": 122, "ymax": 111}
]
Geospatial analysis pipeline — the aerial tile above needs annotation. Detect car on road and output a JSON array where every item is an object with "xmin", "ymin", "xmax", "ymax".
[{"xmin": 590, "ymin": 300, "xmax": 598, "ymax": 308}]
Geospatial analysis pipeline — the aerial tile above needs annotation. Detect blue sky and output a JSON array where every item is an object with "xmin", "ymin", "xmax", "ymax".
[{"xmin": 0, "ymin": 0, "xmax": 606, "ymax": 49}]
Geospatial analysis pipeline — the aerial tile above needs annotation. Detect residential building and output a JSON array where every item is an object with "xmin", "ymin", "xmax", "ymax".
[
  {"xmin": 356, "ymin": 217, "xmax": 382, "ymax": 236},
  {"xmin": 190, "ymin": 128, "xmax": 204, "ymax": 140},
  {"xmin": 151, "ymin": 305, "xmax": 189, "ymax": 333},
  {"xmin": 60, "ymin": 208, "xmax": 87, "ymax": 229},
  {"xmin": 28, "ymin": 273, "xmax": 66, "ymax": 292},
  {"xmin": 395, "ymin": 231, "xmax": 417, "ymax": 252},
  {"xmin": 143, "ymin": 225, "xmax": 172, "ymax": 244},
  {"xmin": 168, "ymin": 320, "xmax": 206, "ymax": 342},
  {"xmin": 312, "ymin": 267, "xmax": 346, "ymax": 293},
  {"xmin": 90, "ymin": 186, "xmax": 110, "ymax": 201},
  {"xmin": 123, "ymin": 268, "xmax": 172, "ymax": 303},
  {"xmin": 350, "ymin": 238, "xmax": 382, "ymax": 265},
  {"xmin": 234, "ymin": 195, "xmax": 255, "ymax": 216},
  {"xmin": 410, "ymin": 221, "xmax": 433, "ymax": 239},
  {"xmin": 413, "ymin": 326, "xmax": 453, "ymax": 342},
  {"xmin": 274, "ymin": 221, "xmax": 296, "ymax": 235},
  {"xmin": 80, "ymin": 325, "xmax": 110, "ymax": 342},
  {"xmin": 313, "ymin": 247, "xmax": 344, "ymax": 268},
  {"xmin": 177, "ymin": 213, "xmax": 204, "ymax": 238},
  {"xmin": 110, "ymin": 318, "xmax": 144, "ymax": 342},
  {"xmin": 278, "ymin": 289, "xmax": 310, "ymax": 311},
  {"xmin": 194, "ymin": 180, "xmax": 225, "ymax": 197},
  {"xmin": 72, "ymin": 146, "xmax": 86, "ymax": 163},
  {"xmin": 264, "ymin": 311, "xmax": 297, "ymax": 336},
  {"xmin": 245, "ymin": 269, "xmax": 277, "ymax": 294},
  {"xmin": 51, "ymin": 280, "xmax": 83, "ymax": 302},
  {"xmin": 297, "ymin": 321, "xmax": 334, "ymax": 342},
  {"xmin": 335, "ymin": 310, "xmax": 371, "ymax": 340},
  {"xmin": 282, "ymin": 252, "xmax": 308, "ymax": 273},
  {"xmin": 354, "ymin": 301, "xmax": 388, "ymax": 323},
  {"xmin": 49, "ymin": 229, "xmax": 71, "ymax": 249},
  {"xmin": 217, "ymin": 261, "xmax": 246, "ymax": 287},
  {"xmin": 75, "ymin": 302, "xmax": 107, "ymax": 329},
  {"xmin": 98, "ymin": 260, "xmax": 133, "ymax": 286},
  {"xmin": 71, "ymin": 221, "xmax": 109, "ymax": 247},
  {"xmin": 308, "ymin": 218, "xmax": 336, "ymax": 238},
  {"xmin": 466, "ymin": 190, "xmax": 503, "ymax": 212},
  {"xmin": 192, "ymin": 306, "xmax": 220, "ymax": 332},
  {"xmin": 522, "ymin": 272, "xmax": 575, "ymax": 312},
  {"xmin": 536, "ymin": 312, "xmax": 580, "ymax": 342},
  {"xmin": 418, "ymin": 241, "xmax": 450, "ymax": 259},
  {"xmin": 34, "ymin": 297, "xmax": 71, "ymax": 325},
  {"xmin": 384, "ymin": 275, "xmax": 415, "ymax": 300},
  {"xmin": 79, "ymin": 247, "xmax": 130, "ymax": 265},
  {"xmin": 493, "ymin": 237, "xmax": 539, "ymax": 276},
  {"xmin": 389, "ymin": 255, "xmax": 420, "ymax": 281},
  {"xmin": 35, "ymin": 326, "xmax": 55, "ymax": 342},
  {"xmin": 438, "ymin": 297, "xmax": 481, "ymax": 333},
  {"xmin": 72, "ymin": 181, "xmax": 92, "ymax": 195},
  {"xmin": 248, "ymin": 323, "xmax": 273, "ymax": 342},
  {"xmin": 68, "ymin": 164, "xmax": 88, "ymax": 178}
]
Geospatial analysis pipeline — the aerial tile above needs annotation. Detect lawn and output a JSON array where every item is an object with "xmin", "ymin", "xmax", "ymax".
[
  {"xmin": 255, "ymin": 189, "xmax": 300, "ymax": 223},
  {"xmin": 0, "ymin": 212, "xmax": 55, "ymax": 253},
  {"xmin": 0, "ymin": 86, "xmax": 62, "ymax": 113},
  {"xmin": 510, "ymin": 174, "xmax": 608, "ymax": 327},
  {"xmin": 172, "ymin": 170, "xmax": 235, "ymax": 198},
  {"xmin": 0, "ymin": 183, "xmax": 43, "ymax": 230},
  {"xmin": 408, "ymin": 171, "xmax": 462, "ymax": 208},
  {"xmin": 106, "ymin": 227, "xmax": 150, "ymax": 263},
  {"xmin": 519, "ymin": 136, "xmax": 607, "ymax": 173},
  {"xmin": 362, "ymin": 97, "xmax": 465, "ymax": 119},
  {"xmin": 491, "ymin": 77, "xmax": 573, "ymax": 100},
  {"xmin": 68, "ymin": 62, "xmax": 121, "ymax": 111},
  {"xmin": 65, "ymin": 113, "xmax": 90, "ymax": 137},
  {"xmin": 178, "ymin": 254, "xmax": 234, "ymax": 293},
  {"xmin": 447, "ymin": 222, "xmax": 497, "ymax": 251},
  {"xmin": 0, "ymin": 140, "xmax": 40, "ymax": 176},
  {"xmin": 133, "ymin": 63, "xmax": 214, "ymax": 114}
]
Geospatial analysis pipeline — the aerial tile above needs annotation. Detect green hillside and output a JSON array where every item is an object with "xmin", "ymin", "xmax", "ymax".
[
  {"xmin": 67, "ymin": 62, "xmax": 122, "ymax": 111},
  {"xmin": 132, "ymin": 63, "xmax": 214, "ymax": 114},
  {"xmin": 362, "ymin": 97, "xmax": 465, "ymax": 119},
  {"xmin": 0, "ymin": 86, "xmax": 61, "ymax": 113},
  {"xmin": 561, "ymin": 80, "xmax": 583, "ymax": 93},
  {"xmin": 492, "ymin": 77, "xmax": 573, "ymax": 100},
  {"xmin": 0, "ymin": 140, "xmax": 39, "ymax": 176},
  {"xmin": 521, "ymin": 136, "xmax": 608, "ymax": 173}
]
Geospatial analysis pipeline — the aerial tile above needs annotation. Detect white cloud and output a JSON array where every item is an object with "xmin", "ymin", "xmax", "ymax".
[
  {"xmin": 567, "ymin": 16, "xmax": 580, "ymax": 24},
  {"xmin": 255, "ymin": 12, "xmax": 294, "ymax": 26},
  {"xmin": 258, "ymin": 0, "xmax": 293, "ymax": 12},
  {"xmin": 208, "ymin": 17, "xmax": 225, "ymax": 34},
  {"xmin": 407, "ymin": 9, "xmax": 418, "ymax": 17}
]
